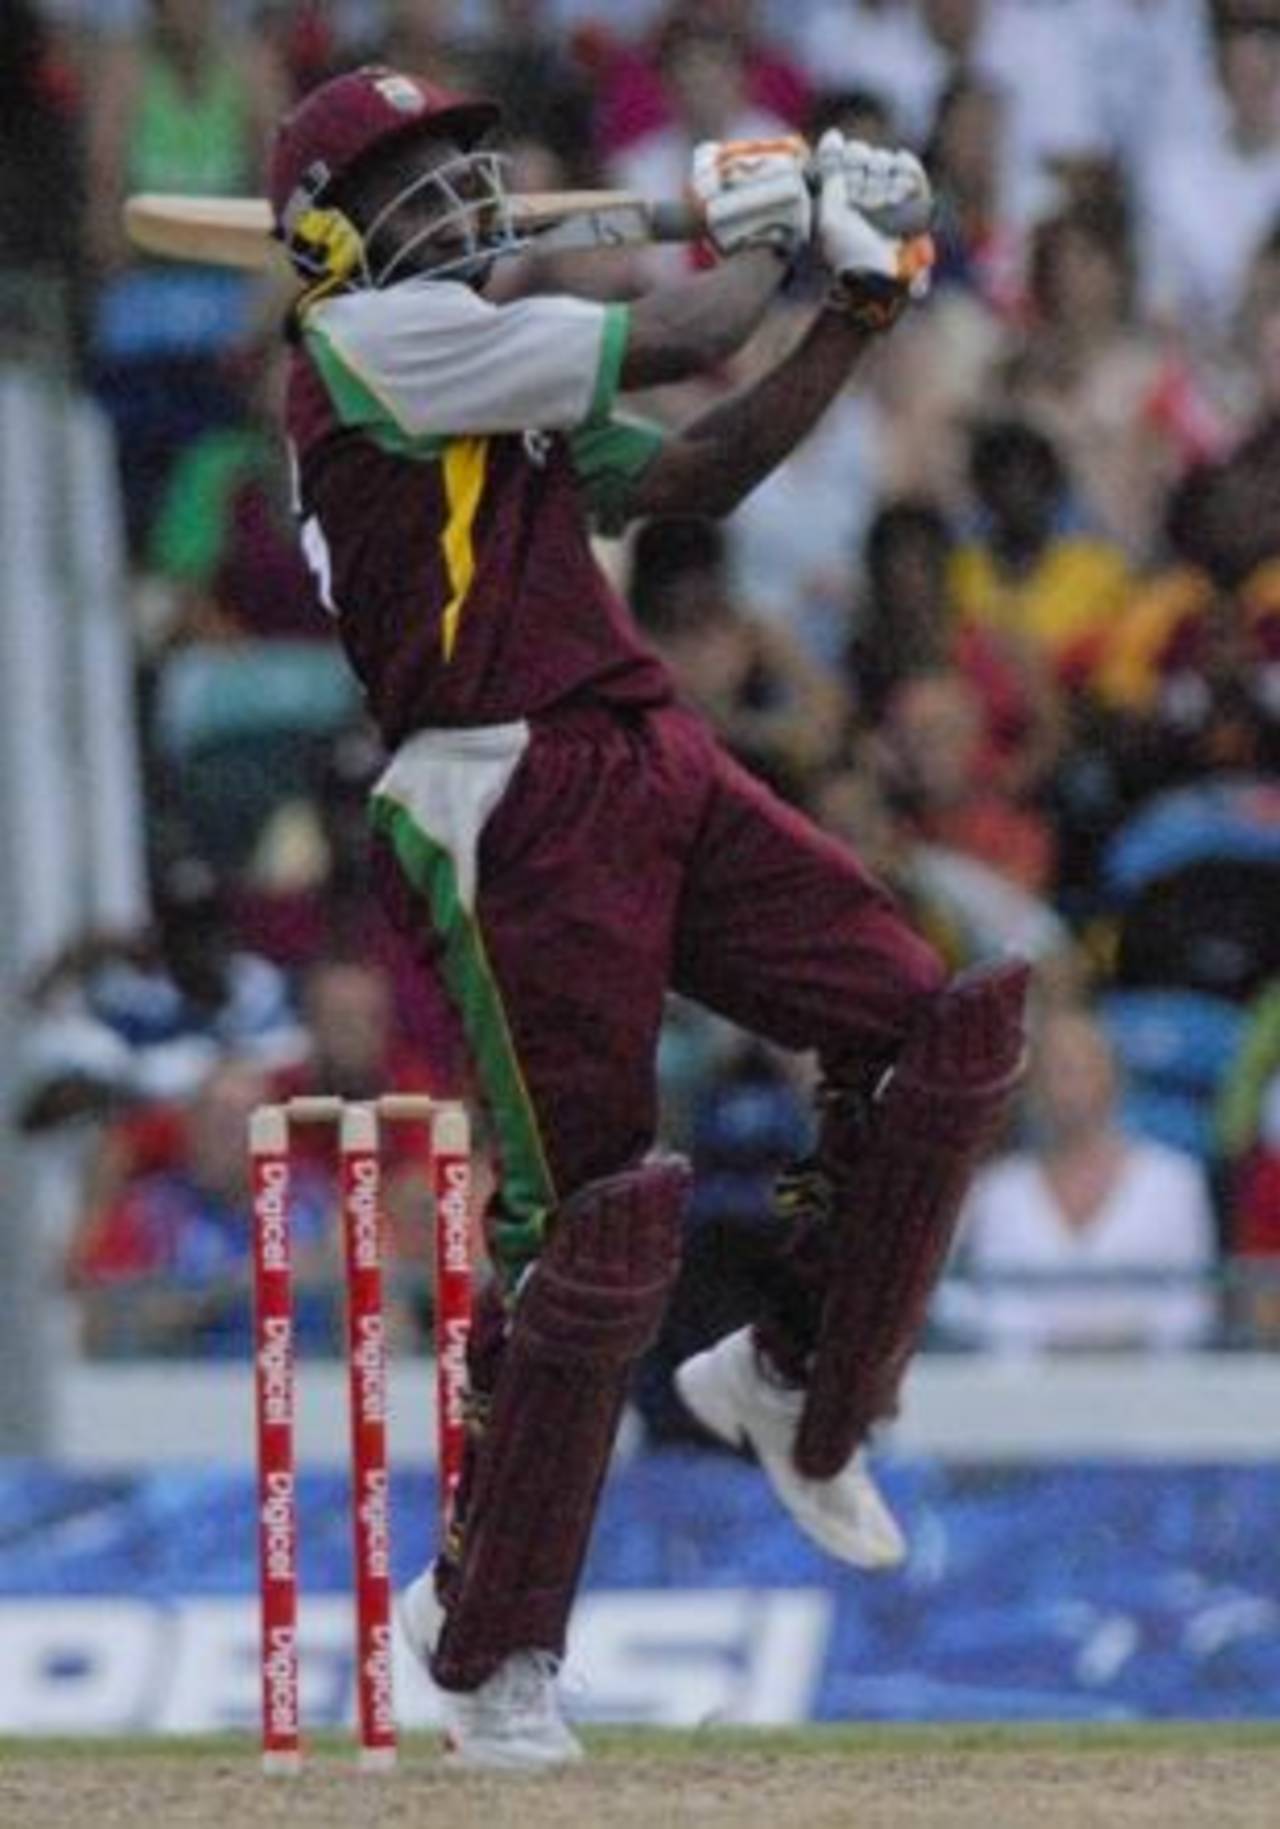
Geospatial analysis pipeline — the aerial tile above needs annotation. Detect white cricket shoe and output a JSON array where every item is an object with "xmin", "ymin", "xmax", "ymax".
[
  {"xmin": 674, "ymin": 1325, "xmax": 906, "ymax": 1570},
  {"xmin": 399, "ymin": 1570, "xmax": 584, "ymax": 1771},
  {"xmin": 440, "ymin": 1650, "xmax": 585, "ymax": 1772},
  {"xmin": 397, "ymin": 1564, "xmax": 445, "ymax": 1669}
]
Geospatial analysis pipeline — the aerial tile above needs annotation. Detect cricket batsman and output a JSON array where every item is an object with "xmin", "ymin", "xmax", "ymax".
[{"xmin": 268, "ymin": 64, "xmax": 1029, "ymax": 1769}]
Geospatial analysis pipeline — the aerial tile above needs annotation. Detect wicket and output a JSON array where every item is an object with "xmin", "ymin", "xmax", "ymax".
[{"xmin": 250, "ymin": 1094, "xmax": 474, "ymax": 1775}]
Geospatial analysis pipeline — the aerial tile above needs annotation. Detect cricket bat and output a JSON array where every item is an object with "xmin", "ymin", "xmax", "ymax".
[
  {"xmin": 124, "ymin": 181, "xmax": 936, "ymax": 271},
  {"xmin": 123, "ymin": 190, "xmax": 705, "ymax": 271}
]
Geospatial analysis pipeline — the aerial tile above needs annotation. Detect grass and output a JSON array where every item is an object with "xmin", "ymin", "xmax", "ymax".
[{"xmin": 3, "ymin": 1721, "xmax": 1279, "ymax": 1762}]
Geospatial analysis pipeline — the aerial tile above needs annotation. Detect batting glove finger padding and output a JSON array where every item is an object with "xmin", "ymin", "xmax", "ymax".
[
  {"xmin": 817, "ymin": 130, "xmax": 932, "ymax": 230},
  {"xmin": 690, "ymin": 135, "xmax": 813, "ymax": 259},
  {"xmin": 814, "ymin": 129, "xmax": 936, "ymax": 330}
]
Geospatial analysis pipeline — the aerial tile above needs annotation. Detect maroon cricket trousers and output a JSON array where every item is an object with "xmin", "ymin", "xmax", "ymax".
[{"xmin": 373, "ymin": 699, "xmax": 944, "ymax": 1283}]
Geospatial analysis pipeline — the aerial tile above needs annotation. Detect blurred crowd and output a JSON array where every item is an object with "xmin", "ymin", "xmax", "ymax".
[{"xmin": 3, "ymin": 0, "xmax": 1278, "ymax": 1385}]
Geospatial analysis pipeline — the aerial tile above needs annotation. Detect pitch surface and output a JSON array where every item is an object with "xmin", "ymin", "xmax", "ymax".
[{"xmin": 2, "ymin": 1725, "xmax": 1278, "ymax": 1827}]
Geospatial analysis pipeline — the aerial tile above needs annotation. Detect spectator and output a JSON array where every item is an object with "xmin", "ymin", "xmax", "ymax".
[
  {"xmin": 227, "ymin": 722, "xmax": 391, "ymax": 945},
  {"xmin": 1136, "ymin": 0, "xmax": 1280, "ymax": 343},
  {"xmin": 146, "ymin": 331, "xmax": 325, "ymax": 644},
  {"xmin": 925, "ymin": 74, "xmax": 1021, "ymax": 316},
  {"xmin": 276, "ymin": 955, "xmax": 485, "ymax": 1320},
  {"xmin": 926, "ymin": 0, "xmax": 1109, "ymax": 223},
  {"xmin": 143, "ymin": 418, "xmax": 360, "ymax": 876},
  {"xmin": 1081, "ymin": 0, "xmax": 1219, "ymax": 176},
  {"xmin": 950, "ymin": 416, "xmax": 1133, "ymax": 691},
  {"xmin": 947, "ymin": 1006, "xmax": 1219, "ymax": 1352},
  {"xmin": 256, "ymin": 1, "xmax": 341, "ymax": 97},
  {"xmin": 998, "ymin": 206, "xmax": 1223, "ymax": 558},
  {"xmin": 806, "ymin": 759, "xmax": 959, "ymax": 957},
  {"xmin": 807, "ymin": 84, "xmax": 896, "ymax": 151},
  {"xmin": 17, "ymin": 855, "xmax": 308, "ymax": 1129},
  {"xmin": 224, "ymin": 725, "xmax": 472, "ymax": 1084},
  {"xmin": 809, "ymin": 758, "xmax": 1080, "ymax": 997},
  {"xmin": 606, "ymin": 15, "xmax": 794, "ymax": 275},
  {"xmin": 1098, "ymin": 777, "xmax": 1280, "ymax": 1010},
  {"xmin": 1096, "ymin": 453, "xmax": 1280, "ymax": 783},
  {"xmin": 284, "ymin": 955, "xmax": 442, "ymax": 1108},
  {"xmin": 85, "ymin": 0, "xmax": 287, "ymax": 548},
  {"xmin": 594, "ymin": 0, "xmax": 810, "ymax": 164},
  {"xmin": 800, "ymin": 1, "xmax": 928, "ymax": 141},
  {"xmin": 871, "ymin": 671, "xmax": 1056, "ymax": 895},
  {"xmin": 872, "ymin": 299, "xmax": 1006, "ymax": 517},
  {"xmin": 36, "ymin": 0, "xmax": 145, "ymax": 40},
  {"xmin": 723, "ymin": 297, "xmax": 884, "ymax": 662},
  {"xmin": 800, "ymin": 0, "xmax": 1105, "ymax": 219},
  {"xmin": 848, "ymin": 496, "xmax": 1064, "ymax": 796},
  {"xmin": 1213, "ymin": 220, "xmax": 1280, "ymax": 438},
  {"xmin": 369, "ymin": 0, "xmax": 471, "ymax": 83},
  {"xmin": 1217, "ymin": 982, "xmax": 1280, "ymax": 1344},
  {"xmin": 64, "ymin": 949, "xmax": 466, "ymax": 1352},
  {"xmin": 630, "ymin": 515, "xmax": 847, "ymax": 798},
  {"xmin": 86, "ymin": 0, "xmax": 283, "ymax": 267},
  {"xmin": 466, "ymin": 1, "xmax": 596, "ymax": 182},
  {"xmin": 869, "ymin": 80, "xmax": 1012, "ymax": 511},
  {"xmin": 0, "ymin": 0, "xmax": 84, "ymax": 364},
  {"xmin": 848, "ymin": 499, "xmax": 960, "ymax": 722},
  {"xmin": 65, "ymin": 1058, "xmax": 336, "ymax": 1358}
]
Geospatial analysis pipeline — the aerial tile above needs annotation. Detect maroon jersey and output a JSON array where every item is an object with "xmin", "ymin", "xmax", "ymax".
[{"xmin": 285, "ymin": 275, "xmax": 675, "ymax": 744}]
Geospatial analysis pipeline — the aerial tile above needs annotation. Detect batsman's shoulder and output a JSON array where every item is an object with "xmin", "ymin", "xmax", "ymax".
[
  {"xmin": 305, "ymin": 274, "xmax": 486, "ymax": 343},
  {"xmin": 299, "ymin": 279, "xmax": 492, "ymax": 414}
]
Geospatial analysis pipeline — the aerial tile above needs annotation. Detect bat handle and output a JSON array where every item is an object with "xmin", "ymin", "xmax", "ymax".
[
  {"xmin": 648, "ymin": 189, "xmax": 935, "ymax": 247},
  {"xmin": 649, "ymin": 199, "xmax": 704, "ymax": 243}
]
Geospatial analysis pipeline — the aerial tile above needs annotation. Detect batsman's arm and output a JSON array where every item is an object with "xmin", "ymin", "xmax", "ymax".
[
  {"xmin": 613, "ymin": 138, "xmax": 814, "ymax": 385},
  {"xmin": 622, "ymin": 304, "xmax": 878, "ymax": 521},
  {"xmin": 617, "ymin": 246, "xmax": 790, "ymax": 388},
  {"xmin": 618, "ymin": 131, "xmax": 935, "ymax": 521}
]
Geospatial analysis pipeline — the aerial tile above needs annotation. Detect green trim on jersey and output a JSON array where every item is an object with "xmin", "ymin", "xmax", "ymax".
[
  {"xmin": 570, "ymin": 415, "xmax": 667, "ymax": 537},
  {"xmin": 304, "ymin": 320, "xmax": 448, "ymax": 460},
  {"xmin": 369, "ymin": 792, "xmax": 558, "ymax": 1282},
  {"xmin": 307, "ymin": 297, "xmax": 629, "ymax": 459},
  {"xmin": 587, "ymin": 302, "xmax": 631, "ymax": 426}
]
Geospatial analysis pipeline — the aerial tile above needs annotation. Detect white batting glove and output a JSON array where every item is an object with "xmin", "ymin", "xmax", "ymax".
[
  {"xmin": 814, "ymin": 129, "xmax": 936, "ymax": 331},
  {"xmin": 690, "ymin": 135, "xmax": 813, "ymax": 260}
]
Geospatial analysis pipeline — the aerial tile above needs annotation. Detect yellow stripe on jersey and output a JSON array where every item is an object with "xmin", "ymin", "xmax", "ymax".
[{"xmin": 439, "ymin": 437, "xmax": 489, "ymax": 662}]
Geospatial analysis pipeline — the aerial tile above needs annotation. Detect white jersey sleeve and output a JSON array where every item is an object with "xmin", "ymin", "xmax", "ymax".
[{"xmin": 304, "ymin": 278, "xmax": 629, "ymax": 438}]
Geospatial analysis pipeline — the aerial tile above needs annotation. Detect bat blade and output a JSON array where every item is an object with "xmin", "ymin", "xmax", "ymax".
[{"xmin": 124, "ymin": 194, "xmax": 279, "ymax": 269}]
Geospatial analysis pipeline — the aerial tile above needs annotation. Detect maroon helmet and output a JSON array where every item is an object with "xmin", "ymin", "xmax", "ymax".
[{"xmin": 270, "ymin": 66, "xmax": 503, "ymax": 282}]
